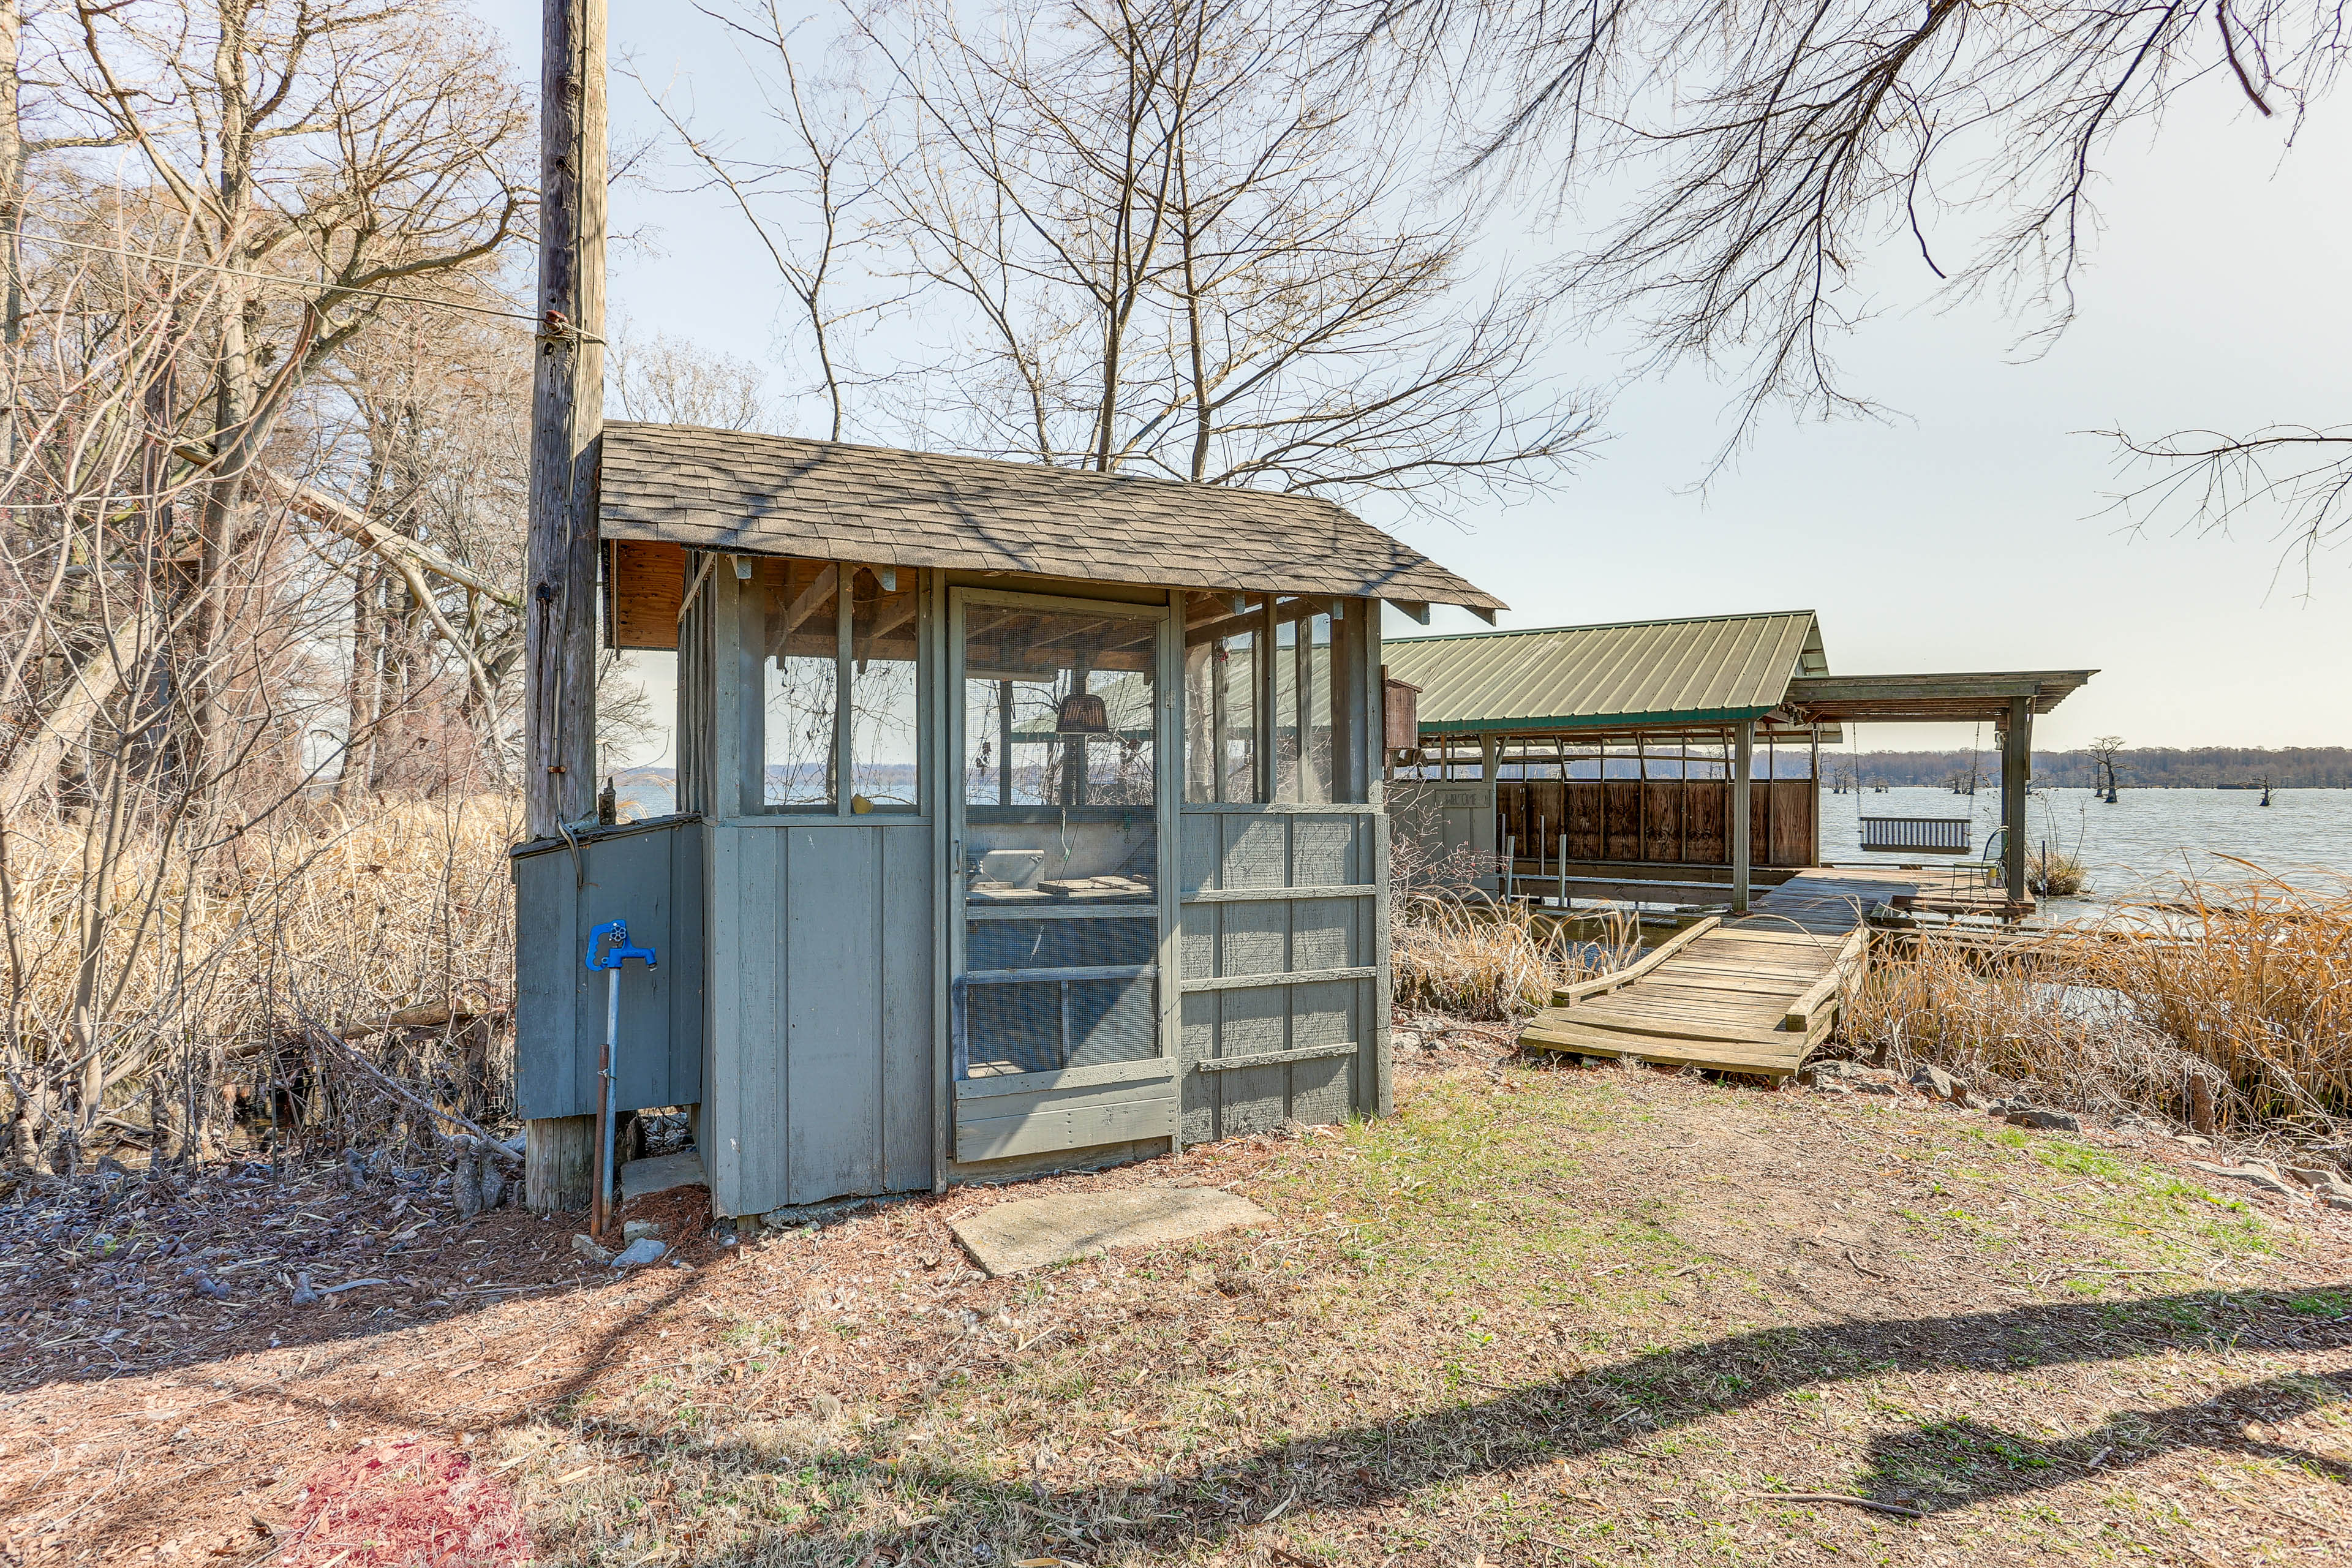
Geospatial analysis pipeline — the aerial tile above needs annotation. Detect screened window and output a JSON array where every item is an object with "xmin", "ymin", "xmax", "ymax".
[
  {"xmin": 959, "ymin": 599, "xmax": 1161, "ymax": 1081},
  {"xmin": 1182, "ymin": 592, "xmax": 1261, "ymax": 803},
  {"xmin": 758, "ymin": 559, "xmax": 840, "ymax": 809},
  {"xmin": 745, "ymin": 558, "xmax": 922, "ymax": 815},
  {"xmin": 1183, "ymin": 592, "xmax": 1357, "ymax": 804},
  {"xmin": 848, "ymin": 567, "xmax": 919, "ymax": 809}
]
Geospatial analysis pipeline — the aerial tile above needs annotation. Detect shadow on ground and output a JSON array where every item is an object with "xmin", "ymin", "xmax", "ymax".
[{"xmin": 543, "ymin": 1285, "xmax": 2352, "ymax": 1562}]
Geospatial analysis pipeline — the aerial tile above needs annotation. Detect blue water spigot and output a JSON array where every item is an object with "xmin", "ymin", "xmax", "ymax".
[{"xmin": 585, "ymin": 920, "xmax": 658, "ymax": 972}]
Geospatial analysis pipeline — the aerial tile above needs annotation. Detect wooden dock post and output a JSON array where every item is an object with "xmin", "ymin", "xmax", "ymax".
[
  {"xmin": 2001, "ymin": 695, "xmax": 2030, "ymax": 909},
  {"xmin": 1730, "ymin": 721, "xmax": 1753, "ymax": 913},
  {"xmin": 522, "ymin": 0, "xmax": 608, "ymax": 1212}
]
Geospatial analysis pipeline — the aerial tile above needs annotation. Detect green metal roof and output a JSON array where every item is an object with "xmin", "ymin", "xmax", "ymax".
[{"xmin": 1381, "ymin": 611, "xmax": 1828, "ymax": 735}]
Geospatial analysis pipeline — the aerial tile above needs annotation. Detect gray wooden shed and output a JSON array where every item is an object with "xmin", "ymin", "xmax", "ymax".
[{"xmin": 513, "ymin": 423, "xmax": 1502, "ymax": 1219}]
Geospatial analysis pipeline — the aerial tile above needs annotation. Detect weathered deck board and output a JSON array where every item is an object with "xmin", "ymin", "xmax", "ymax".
[{"xmin": 1516, "ymin": 870, "xmax": 1893, "ymax": 1078}]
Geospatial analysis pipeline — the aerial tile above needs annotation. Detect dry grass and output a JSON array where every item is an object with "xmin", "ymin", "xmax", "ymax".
[
  {"xmin": 1390, "ymin": 896, "xmax": 1638, "ymax": 1019},
  {"xmin": 14, "ymin": 1043, "xmax": 2346, "ymax": 1567},
  {"xmin": 2027, "ymin": 846, "xmax": 2087, "ymax": 897},
  {"xmin": 2, "ymin": 796, "xmax": 519, "ymax": 1163},
  {"xmin": 1846, "ymin": 866, "xmax": 2352, "ymax": 1137}
]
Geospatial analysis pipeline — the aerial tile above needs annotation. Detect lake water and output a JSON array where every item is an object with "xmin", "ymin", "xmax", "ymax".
[
  {"xmin": 1817, "ymin": 785, "xmax": 2352, "ymax": 907},
  {"xmin": 619, "ymin": 770, "xmax": 2352, "ymax": 908}
]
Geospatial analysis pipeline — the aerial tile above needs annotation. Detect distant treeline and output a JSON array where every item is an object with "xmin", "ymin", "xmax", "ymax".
[{"xmin": 1826, "ymin": 748, "xmax": 2352, "ymax": 790}]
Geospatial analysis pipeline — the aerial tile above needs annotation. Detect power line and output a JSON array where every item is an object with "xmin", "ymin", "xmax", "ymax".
[{"xmin": 9, "ymin": 230, "xmax": 606, "ymax": 345}]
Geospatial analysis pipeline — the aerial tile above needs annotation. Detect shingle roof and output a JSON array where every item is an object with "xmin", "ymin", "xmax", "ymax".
[
  {"xmin": 596, "ymin": 423, "xmax": 1503, "ymax": 611},
  {"xmin": 1381, "ymin": 611, "xmax": 1828, "ymax": 734}
]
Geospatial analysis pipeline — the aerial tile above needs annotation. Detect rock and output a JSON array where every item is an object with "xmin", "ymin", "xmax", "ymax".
[
  {"xmin": 2286, "ymin": 1167, "xmax": 2349, "ymax": 1197},
  {"xmin": 451, "ymin": 1152, "xmax": 483, "ymax": 1221},
  {"xmin": 622, "ymin": 1220, "xmax": 664, "ymax": 1243},
  {"xmin": 2005, "ymin": 1109, "xmax": 2082, "ymax": 1133},
  {"xmin": 195, "ymin": 1275, "xmax": 230, "ymax": 1300},
  {"xmin": 1392, "ymin": 1029, "xmax": 1422, "ymax": 1051},
  {"xmin": 570, "ymin": 1234, "xmax": 613, "ymax": 1264},
  {"xmin": 2328, "ymin": 1194, "xmax": 2352, "ymax": 1212},
  {"xmin": 1854, "ymin": 1080, "xmax": 1898, "ymax": 1097},
  {"xmin": 611, "ymin": 1237, "xmax": 668, "ymax": 1269},
  {"xmin": 2191, "ymin": 1161, "xmax": 2304, "ymax": 1199},
  {"xmin": 1909, "ymin": 1064, "xmax": 1962, "ymax": 1100},
  {"xmin": 2172, "ymin": 1134, "xmax": 2212, "ymax": 1148}
]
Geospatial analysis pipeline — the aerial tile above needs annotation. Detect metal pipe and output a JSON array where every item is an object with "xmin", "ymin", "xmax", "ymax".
[
  {"xmin": 597, "ymin": 965, "xmax": 619, "ymax": 1239},
  {"xmin": 584, "ymin": 920, "xmax": 657, "ymax": 1241}
]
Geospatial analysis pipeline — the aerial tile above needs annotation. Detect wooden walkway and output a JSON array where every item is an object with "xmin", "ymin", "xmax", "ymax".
[{"xmin": 1517, "ymin": 870, "xmax": 1898, "ymax": 1078}]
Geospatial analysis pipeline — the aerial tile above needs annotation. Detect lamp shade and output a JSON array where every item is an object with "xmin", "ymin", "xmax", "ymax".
[{"xmin": 1054, "ymin": 692, "xmax": 1110, "ymax": 735}]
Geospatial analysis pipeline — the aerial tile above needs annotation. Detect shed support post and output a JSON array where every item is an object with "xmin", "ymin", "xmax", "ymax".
[
  {"xmin": 2002, "ymin": 695, "xmax": 2031, "ymax": 910},
  {"xmin": 1808, "ymin": 729, "xmax": 1822, "ymax": 866},
  {"xmin": 1480, "ymin": 731, "xmax": 1499, "ymax": 893},
  {"xmin": 523, "ymin": 0, "xmax": 608, "ymax": 1210},
  {"xmin": 1730, "ymin": 722, "xmax": 1753, "ymax": 914},
  {"xmin": 526, "ymin": 1114, "xmax": 595, "ymax": 1213}
]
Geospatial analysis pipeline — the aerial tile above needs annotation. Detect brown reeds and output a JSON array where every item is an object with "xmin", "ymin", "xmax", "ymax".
[
  {"xmin": 1844, "ymin": 864, "xmax": 2352, "ymax": 1137},
  {"xmin": 1392, "ymin": 895, "xmax": 1641, "ymax": 1020},
  {"xmin": 2, "ymin": 797, "xmax": 518, "ymax": 1170},
  {"xmin": 2027, "ymin": 846, "xmax": 2088, "ymax": 897}
]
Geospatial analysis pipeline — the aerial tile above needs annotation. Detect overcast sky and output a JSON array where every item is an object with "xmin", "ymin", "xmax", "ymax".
[{"xmin": 473, "ymin": 4, "xmax": 2352, "ymax": 759}]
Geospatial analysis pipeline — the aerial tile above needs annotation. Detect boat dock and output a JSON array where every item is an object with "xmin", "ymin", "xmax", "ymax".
[{"xmin": 1516, "ymin": 867, "xmax": 1935, "ymax": 1077}]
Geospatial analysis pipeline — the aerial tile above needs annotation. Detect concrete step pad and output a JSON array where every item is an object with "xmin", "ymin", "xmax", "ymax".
[{"xmin": 951, "ymin": 1184, "xmax": 1273, "ymax": 1277}]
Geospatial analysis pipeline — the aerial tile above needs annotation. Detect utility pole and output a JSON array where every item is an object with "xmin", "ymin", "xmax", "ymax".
[
  {"xmin": 522, "ymin": 0, "xmax": 606, "ymax": 1215},
  {"xmin": 524, "ymin": 0, "xmax": 606, "ymax": 840}
]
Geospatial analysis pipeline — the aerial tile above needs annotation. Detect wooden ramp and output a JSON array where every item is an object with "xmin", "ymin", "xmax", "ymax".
[{"xmin": 1516, "ymin": 871, "xmax": 1897, "ymax": 1078}]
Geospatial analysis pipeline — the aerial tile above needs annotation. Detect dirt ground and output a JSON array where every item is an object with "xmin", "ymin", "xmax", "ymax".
[{"xmin": 4, "ymin": 1023, "xmax": 2348, "ymax": 1567}]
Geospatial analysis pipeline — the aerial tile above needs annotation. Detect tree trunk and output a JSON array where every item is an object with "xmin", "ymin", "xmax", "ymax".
[
  {"xmin": 0, "ymin": 0, "xmax": 24, "ymax": 470},
  {"xmin": 0, "ymin": 601, "xmax": 160, "ymax": 813}
]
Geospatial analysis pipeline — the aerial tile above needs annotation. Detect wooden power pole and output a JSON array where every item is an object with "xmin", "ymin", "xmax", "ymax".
[
  {"xmin": 524, "ymin": 0, "xmax": 606, "ymax": 841},
  {"xmin": 522, "ymin": 0, "xmax": 606, "ymax": 1214}
]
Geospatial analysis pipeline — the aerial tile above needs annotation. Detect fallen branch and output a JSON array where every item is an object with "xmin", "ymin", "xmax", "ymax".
[
  {"xmin": 300, "ymin": 1022, "xmax": 520, "ymax": 1162},
  {"xmin": 1735, "ymin": 1491, "xmax": 1922, "ymax": 1519}
]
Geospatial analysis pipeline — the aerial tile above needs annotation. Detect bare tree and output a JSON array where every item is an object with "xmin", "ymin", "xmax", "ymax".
[
  {"xmin": 627, "ymin": 2, "xmax": 881, "ymax": 441},
  {"xmin": 66, "ymin": 0, "xmax": 530, "ymax": 791},
  {"xmin": 1354, "ymin": 0, "xmax": 2352, "ymax": 526},
  {"xmin": 679, "ymin": 0, "xmax": 1591, "ymax": 505},
  {"xmin": 607, "ymin": 318, "xmax": 772, "ymax": 431},
  {"xmin": 2088, "ymin": 734, "xmax": 2126, "ymax": 802},
  {"xmin": 309, "ymin": 285, "xmax": 535, "ymax": 798}
]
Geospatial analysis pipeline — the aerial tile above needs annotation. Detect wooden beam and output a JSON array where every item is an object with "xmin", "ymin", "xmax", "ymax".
[
  {"xmin": 2002, "ymin": 695, "xmax": 2030, "ymax": 907},
  {"xmin": 1553, "ymin": 916, "xmax": 1721, "ymax": 1005},
  {"xmin": 1730, "ymin": 721, "xmax": 1753, "ymax": 914},
  {"xmin": 522, "ymin": 0, "xmax": 606, "ymax": 839},
  {"xmin": 522, "ymin": 0, "xmax": 609, "ymax": 1213}
]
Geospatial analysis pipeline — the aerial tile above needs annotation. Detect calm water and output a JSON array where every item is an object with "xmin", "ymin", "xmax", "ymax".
[
  {"xmin": 619, "ymin": 771, "xmax": 2352, "ymax": 905},
  {"xmin": 1817, "ymin": 785, "xmax": 2352, "ymax": 906}
]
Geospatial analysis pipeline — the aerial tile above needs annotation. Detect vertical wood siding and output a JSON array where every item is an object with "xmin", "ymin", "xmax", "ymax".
[
  {"xmin": 1175, "ymin": 808, "xmax": 1382, "ymax": 1144},
  {"xmin": 704, "ymin": 818, "xmax": 936, "ymax": 1216},
  {"xmin": 512, "ymin": 818, "xmax": 705, "ymax": 1121}
]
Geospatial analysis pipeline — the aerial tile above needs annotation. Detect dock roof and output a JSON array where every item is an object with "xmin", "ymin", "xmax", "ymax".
[
  {"xmin": 596, "ymin": 422, "xmax": 1502, "ymax": 614},
  {"xmin": 1380, "ymin": 611, "xmax": 1828, "ymax": 736}
]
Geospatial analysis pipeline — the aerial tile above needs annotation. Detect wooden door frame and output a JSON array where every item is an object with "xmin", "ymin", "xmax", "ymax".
[{"xmin": 937, "ymin": 583, "xmax": 1182, "ymax": 1167}]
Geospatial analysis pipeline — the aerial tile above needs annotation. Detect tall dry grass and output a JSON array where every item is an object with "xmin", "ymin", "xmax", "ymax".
[
  {"xmin": 2, "ymin": 796, "xmax": 519, "ymax": 1169},
  {"xmin": 1392, "ymin": 896, "xmax": 1642, "ymax": 1020},
  {"xmin": 1845, "ymin": 866, "xmax": 2351, "ymax": 1136}
]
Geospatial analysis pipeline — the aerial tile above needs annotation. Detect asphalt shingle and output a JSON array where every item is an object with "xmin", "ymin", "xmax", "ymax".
[{"xmin": 596, "ymin": 422, "xmax": 1502, "ymax": 611}]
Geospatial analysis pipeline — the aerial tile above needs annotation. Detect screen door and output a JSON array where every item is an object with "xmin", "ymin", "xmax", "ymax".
[{"xmin": 949, "ymin": 590, "xmax": 1178, "ymax": 1162}]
